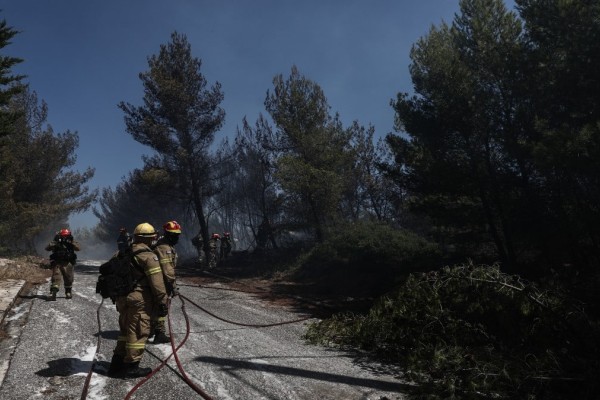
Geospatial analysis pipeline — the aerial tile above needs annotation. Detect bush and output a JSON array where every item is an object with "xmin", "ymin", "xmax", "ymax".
[
  {"xmin": 305, "ymin": 263, "xmax": 600, "ymax": 399},
  {"xmin": 303, "ymin": 221, "xmax": 441, "ymax": 275}
]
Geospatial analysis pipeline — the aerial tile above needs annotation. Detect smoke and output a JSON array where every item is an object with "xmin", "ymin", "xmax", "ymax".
[{"xmin": 76, "ymin": 240, "xmax": 116, "ymax": 261}]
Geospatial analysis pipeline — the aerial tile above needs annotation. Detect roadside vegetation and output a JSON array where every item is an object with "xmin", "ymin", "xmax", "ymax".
[{"xmin": 305, "ymin": 264, "xmax": 600, "ymax": 399}]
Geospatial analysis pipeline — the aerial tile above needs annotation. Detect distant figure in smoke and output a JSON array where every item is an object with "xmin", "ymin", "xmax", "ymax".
[
  {"xmin": 220, "ymin": 232, "xmax": 233, "ymax": 259},
  {"xmin": 255, "ymin": 217, "xmax": 276, "ymax": 253},
  {"xmin": 191, "ymin": 231, "xmax": 204, "ymax": 264},
  {"xmin": 208, "ymin": 233, "xmax": 220, "ymax": 268}
]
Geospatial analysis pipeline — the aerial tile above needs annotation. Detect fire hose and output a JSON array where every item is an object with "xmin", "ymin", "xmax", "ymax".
[{"xmin": 81, "ymin": 287, "xmax": 312, "ymax": 399}]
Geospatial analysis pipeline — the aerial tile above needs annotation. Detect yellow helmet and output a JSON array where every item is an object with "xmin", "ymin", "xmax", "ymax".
[{"xmin": 133, "ymin": 222, "xmax": 157, "ymax": 237}]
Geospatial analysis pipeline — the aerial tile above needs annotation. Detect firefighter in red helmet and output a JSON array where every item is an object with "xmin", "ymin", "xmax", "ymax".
[
  {"xmin": 149, "ymin": 220, "xmax": 182, "ymax": 344},
  {"xmin": 45, "ymin": 229, "xmax": 80, "ymax": 301}
]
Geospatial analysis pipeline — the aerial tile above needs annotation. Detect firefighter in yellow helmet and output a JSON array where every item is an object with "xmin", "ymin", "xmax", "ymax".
[
  {"xmin": 45, "ymin": 229, "xmax": 80, "ymax": 301},
  {"xmin": 149, "ymin": 220, "xmax": 181, "ymax": 344},
  {"xmin": 108, "ymin": 222, "xmax": 168, "ymax": 379}
]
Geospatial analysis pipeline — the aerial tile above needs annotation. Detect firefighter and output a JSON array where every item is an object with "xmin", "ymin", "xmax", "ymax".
[
  {"xmin": 45, "ymin": 229, "xmax": 80, "ymax": 301},
  {"xmin": 220, "ymin": 232, "xmax": 233, "ymax": 259},
  {"xmin": 150, "ymin": 220, "xmax": 182, "ymax": 344},
  {"xmin": 191, "ymin": 232, "xmax": 204, "ymax": 264},
  {"xmin": 108, "ymin": 222, "xmax": 168, "ymax": 379},
  {"xmin": 208, "ymin": 233, "xmax": 220, "ymax": 269},
  {"xmin": 116, "ymin": 227, "xmax": 132, "ymax": 253}
]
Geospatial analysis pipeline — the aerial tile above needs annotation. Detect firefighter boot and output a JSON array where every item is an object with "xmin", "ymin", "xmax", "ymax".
[
  {"xmin": 48, "ymin": 288, "xmax": 58, "ymax": 301},
  {"xmin": 152, "ymin": 331, "xmax": 171, "ymax": 344},
  {"xmin": 65, "ymin": 288, "xmax": 72, "ymax": 299},
  {"xmin": 107, "ymin": 354, "xmax": 125, "ymax": 377},
  {"xmin": 121, "ymin": 362, "xmax": 152, "ymax": 379}
]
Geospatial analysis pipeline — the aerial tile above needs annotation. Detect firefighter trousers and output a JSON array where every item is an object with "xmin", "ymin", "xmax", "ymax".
[
  {"xmin": 50, "ymin": 262, "xmax": 74, "ymax": 292},
  {"xmin": 113, "ymin": 288, "xmax": 154, "ymax": 363}
]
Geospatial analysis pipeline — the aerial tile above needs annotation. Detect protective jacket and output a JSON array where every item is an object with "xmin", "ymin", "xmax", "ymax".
[
  {"xmin": 130, "ymin": 242, "xmax": 168, "ymax": 305},
  {"xmin": 154, "ymin": 238, "xmax": 178, "ymax": 293}
]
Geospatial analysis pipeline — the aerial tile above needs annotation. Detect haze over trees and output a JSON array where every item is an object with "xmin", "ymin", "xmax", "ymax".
[
  {"xmin": 2, "ymin": 0, "xmax": 597, "ymax": 279},
  {"xmin": 2, "ymin": 1, "xmax": 600, "ymax": 397}
]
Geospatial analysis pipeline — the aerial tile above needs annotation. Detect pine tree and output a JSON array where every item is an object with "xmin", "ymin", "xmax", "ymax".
[{"xmin": 119, "ymin": 31, "xmax": 225, "ymax": 261}]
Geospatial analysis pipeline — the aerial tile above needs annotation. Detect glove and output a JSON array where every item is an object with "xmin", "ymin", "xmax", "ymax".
[{"xmin": 158, "ymin": 303, "xmax": 168, "ymax": 317}]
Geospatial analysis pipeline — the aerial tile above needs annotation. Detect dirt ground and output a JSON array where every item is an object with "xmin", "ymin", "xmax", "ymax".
[
  {"xmin": 0, "ymin": 256, "xmax": 52, "ymax": 297},
  {"xmin": 177, "ymin": 250, "xmax": 397, "ymax": 319}
]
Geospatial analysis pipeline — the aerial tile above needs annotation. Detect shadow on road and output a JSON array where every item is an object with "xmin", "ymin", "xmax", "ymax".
[
  {"xmin": 93, "ymin": 329, "xmax": 119, "ymax": 340},
  {"xmin": 36, "ymin": 358, "xmax": 93, "ymax": 377},
  {"xmin": 194, "ymin": 355, "xmax": 413, "ymax": 394}
]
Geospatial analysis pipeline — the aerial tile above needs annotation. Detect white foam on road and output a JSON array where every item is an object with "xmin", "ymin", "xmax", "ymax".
[
  {"xmin": 86, "ymin": 375, "xmax": 109, "ymax": 400},
  {"xmin": 72, "ymin": 345, "xmax": 110, "ymax": 400},
  {"xmin": 47, "ymin": 308, "xmax": 71, "ymax": 324},
  {"xmin": 4, "ymin": 303, "xmax": 29, "ymax": 322},
  {"xmin": 79, "ymin": 260, "xmax": 103, "ymax": 267}
]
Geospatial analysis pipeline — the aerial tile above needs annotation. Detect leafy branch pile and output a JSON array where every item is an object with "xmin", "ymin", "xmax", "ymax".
[{"xmin": 305, "ymin": 264, "xmax": 600, "ymax": 399}]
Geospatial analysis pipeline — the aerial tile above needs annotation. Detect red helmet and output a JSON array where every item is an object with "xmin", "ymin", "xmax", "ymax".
[
  {"xmin": 163, "ymin": 220, "xmax": 182, "ymax": 233},
  {"xmin": 59, "ymin": 229, "xmax": 71, "ymax": 237},
  {"xmin": 223, "ymin": 232, "xmax": 230, "ymax": 237},
  {"xmin": 212, "ymin": 233, "xmax": 220, "ymax": 239}
]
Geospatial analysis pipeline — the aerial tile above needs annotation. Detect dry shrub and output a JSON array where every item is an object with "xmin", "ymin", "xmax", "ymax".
[{"xmin": 0, "ymin": 256, "xmax": 52, "ymax": 285}]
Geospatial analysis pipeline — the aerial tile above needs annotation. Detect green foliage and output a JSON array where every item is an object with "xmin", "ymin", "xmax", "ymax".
[
  {"xmin": 0, "ymin": 17, "xmax": 95, "ymax": 255},
  {"xmin": 385, "ymin": 0, "xmax": 600, "ymax": 276},
  {"xmin": 301, "ymin": 221, "xmax": 441, "ymax": 275},
  {"xmin": 0, "ymin": 16, "xmax": 25, "ymax": 249},
  {"xmin": 305, "ymin": 264, "xmax": 600, "ymax": 399},
  {"xmin": 0, "ymin": 88, "xmax": 96, "ymax": 253},
  {"xmin": 265, "ymin": 66, "xmax": 357, "ymax": 242},
  {"xmin": 0, "ymin": 17, "xmax": 25, "ymax": 139}
]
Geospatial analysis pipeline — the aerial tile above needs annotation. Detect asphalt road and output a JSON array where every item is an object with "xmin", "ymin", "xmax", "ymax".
[{"xmin": 0, "ymin": 260, "xmax": 407, "ymax": 399}]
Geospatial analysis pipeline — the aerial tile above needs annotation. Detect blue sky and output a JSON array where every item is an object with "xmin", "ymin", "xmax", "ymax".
[{"xmin": 1, "ymin": 0, "xmax": 516, "ymax": 230}]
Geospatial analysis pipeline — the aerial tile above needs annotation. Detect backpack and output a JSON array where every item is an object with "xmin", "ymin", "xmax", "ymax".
[
  {"xmin": 95, "ymin": 248, "xmax": 147, "ymax": 299},
  {"xmin": 51, "ymin": 241, "xmax": 77, "ymax": 263}
]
